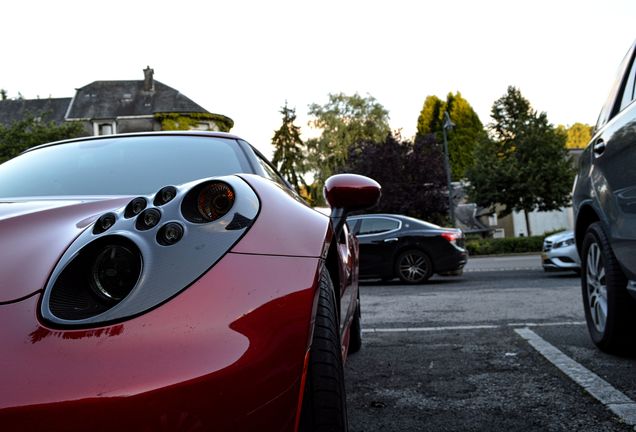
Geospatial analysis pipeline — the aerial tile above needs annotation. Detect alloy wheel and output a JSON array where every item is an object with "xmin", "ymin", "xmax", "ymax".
[
  {"xmin": 586, "ymin": 242, "xmax": 608, "ymax": 333},
  {"xmin": 398, "ymin": 251, "xmax": 429, "ymax": 283}
]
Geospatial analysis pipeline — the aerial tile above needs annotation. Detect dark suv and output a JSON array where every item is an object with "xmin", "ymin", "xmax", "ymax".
[{"xmin": 573, "ymin": 39, "xmax": 636, "ymax": 353}]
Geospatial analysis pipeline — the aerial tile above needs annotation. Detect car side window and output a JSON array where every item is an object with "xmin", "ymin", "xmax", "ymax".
[
  {"xmin": 253, "ymin": 152, "xmax": 307, "ymax": 204},
  {"xmin": 358, "ymin": 218, "xmax": 399, "ymax": 235},
  {"xmin": 619, "ymin": 56, "xmax": 636, "ymax": 112},
  {"xmin": 256, "ymin": 155, "xmax": 288, "ymax": 188},
  {"xmin": 347, "ymin": 219, "xmax": 362, "ymax": 235},
  {"xmin": 596, "ymin": 44, "xmax": 636, "ymax": 129}
]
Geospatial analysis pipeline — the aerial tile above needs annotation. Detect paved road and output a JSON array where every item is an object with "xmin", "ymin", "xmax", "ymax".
[{"xmin": 346, "ymin": 257, "xmax": 636, "ymax": 431}]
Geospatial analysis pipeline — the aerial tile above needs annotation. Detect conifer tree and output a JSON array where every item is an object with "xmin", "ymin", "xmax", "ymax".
[
  {"xmin": 271, "ymin": 102, "xmax": 306, "ymax": 194},
  {"xmin": 416, "ymin": 92, "xmax": 486, "ymax": 180}
]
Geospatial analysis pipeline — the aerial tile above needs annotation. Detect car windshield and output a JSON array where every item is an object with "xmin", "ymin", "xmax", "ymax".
[{"xmin": 0, "ymin": 135, "xmax": 253, "ymax": 198}]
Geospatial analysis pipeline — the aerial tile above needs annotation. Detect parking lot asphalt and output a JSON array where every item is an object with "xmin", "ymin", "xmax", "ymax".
[{"xmin": 346, "ymin": 258, "xmax": 636, "ymax": 431}]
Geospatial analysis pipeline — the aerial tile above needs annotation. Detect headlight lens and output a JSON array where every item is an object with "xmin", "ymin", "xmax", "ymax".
[
  {"xmin": 48, "ymin": 236, "xmax": 143, "ymax": 321},
  {"xmin": 198, "ymin": 183, "xmax": 235, "ymax": 222},
  {"xmin": 124, "ymin": 197, "xmax": 147, "ymax": 218},
  {"xmin": 93, "ymin": 212, "xmax": 116, "ymax": 234},
  {"xmin": 154, "ymin": 186, "xmax": 177, "ymax": 206},
  {"xmin": 157, "ymin": 222, "xmax": 184, "ymax": 246},
  {"xmin": 136, "ymin": 208, "xmax": 161, "ymax": 230},
  {"xmin": 90, "ymin": 244, "xmax": 142, "ymax": 301},
  {"xmin": 553, "ymin": 237, "xmax": 575, "ymax": 249},
  {"xmin": 181, "ymin": 180, "xmax": 236, "ymax": 223}
]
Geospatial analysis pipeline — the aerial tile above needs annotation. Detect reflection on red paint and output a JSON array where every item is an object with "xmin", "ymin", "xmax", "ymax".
[{"xmin": 29, "ymin": 325, "xmax": 124, "ymax": 344}]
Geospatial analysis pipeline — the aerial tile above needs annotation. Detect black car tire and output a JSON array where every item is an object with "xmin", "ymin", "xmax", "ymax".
[
  {"xmin": 581, "ymin": 222, "xmax": 636, "ymax": 353},
  {"xmin": 395, "ymin": 249, "xmax": 433, "ymax": 284},
  {"xmin": 299, "ymin": 268, "xmax": 348, "ymax": 432},
  {"xmin": 348, "ymin": 294, "xmax": 362, "ymax": 354}
]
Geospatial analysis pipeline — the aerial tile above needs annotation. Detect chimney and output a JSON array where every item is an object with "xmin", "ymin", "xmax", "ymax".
[{"xmin": 143, "ymin": 66, "xmax": 154, "ymax": 92}]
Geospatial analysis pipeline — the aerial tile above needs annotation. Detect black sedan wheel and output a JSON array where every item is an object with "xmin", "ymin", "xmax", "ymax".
[
  {"xmin": 581, "ymin": 222, "xmax": 636, "ymax": 353},
  {"xmin": 395, "ymin": 250, "xmax": 433, "ymax": 284}
]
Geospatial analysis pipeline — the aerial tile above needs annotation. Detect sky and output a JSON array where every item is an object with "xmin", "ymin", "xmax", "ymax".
[{"xmin": 2, "ymin": 0, "xmax": 636, "ymax": 157}]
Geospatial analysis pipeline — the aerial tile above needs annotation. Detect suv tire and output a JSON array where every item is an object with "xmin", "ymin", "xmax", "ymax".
[{"xmin": 581, "ymin": 222, "xmax": 636, "ymax": 353}]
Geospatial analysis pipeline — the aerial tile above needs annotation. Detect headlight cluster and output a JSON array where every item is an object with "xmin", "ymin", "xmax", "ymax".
[
  {"xmin": 181, "ymin": 181, "xmax": 235, "ymax": 223},
  {"xmin": 41, "ymin": 176, "xmax": 258, "ymax": 328},
  {"xmin": 48, "ymin": 236, "xmax": 143, "ymax": 320},
  {"xmin": 553, "ymin": 237, "xmax": 575, "ymax": 249}
]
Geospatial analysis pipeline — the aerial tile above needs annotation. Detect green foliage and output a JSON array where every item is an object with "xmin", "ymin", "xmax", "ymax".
[
  {"xmin": 154, "ymin": 112, "xmax": 234, "ymax": 132},
  {"xmin": 0, "ymin": 116, "xmax": 84, "ymax": 164},
  {"xmin": 466, "ymin": 86, "xmax": 575, "ymax": 235},
  {"xmin": 0, "ymin": 89, "xmax": 7, "ymax": 101},
  {"xmin": 305, "ymin": 92, "xmax": 390, "ymax": 205},
  {"xmin": 341, "ymin": 132, "xmax": 448, "ymax": 225},
  {"xmin": 271, "ymin": 102, "xmax": 306, "ymax": 194},
  {"xmin": 416, "ymin": 92, "xmax": 487, "ymax": 180},
  {"xmin": 416, "ymin": 95, "xmax": 444, "ymax": 135},
  {"xmin": 465, "ymin": 235, "xmax": 544, "ymax": 255}
]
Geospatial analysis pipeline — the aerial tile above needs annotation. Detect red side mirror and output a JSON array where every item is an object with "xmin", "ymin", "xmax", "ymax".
[{"xmin": 324, "ymin": 174, "xmax": 381, "ymax": 211}]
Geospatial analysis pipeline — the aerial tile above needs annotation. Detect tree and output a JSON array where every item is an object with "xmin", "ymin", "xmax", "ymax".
[
  {"xmin": 466, "ymin": 86, "xmax": 574, "ymax": 235},
  {"xmin": 0, "ymin": 116, "xmax": 84, "ymax": 163},
  {"xmin": 0, "ymin": 89, "xmax": 7, "ymax": 101},
  {"xmin": 271, "ymin": 102, "xmax": 306, "ymax": 195},
  {"xmin": 416, "ymin": 95, "xmax": 444, "ymax": 136},
  {"xmin": 564, "ymin": 122, "xmax": 593, "ymax": 149},
  {"xmin": 341, "ymin": 132, "xmax": 448, "ymax": 224},
  {"xmin": 416, "ymin": 92, "xmax": 487, "ymax": 180},
  {"xmin": 305, "ymin": 92, "xmax": 390, "ymax": 204}
]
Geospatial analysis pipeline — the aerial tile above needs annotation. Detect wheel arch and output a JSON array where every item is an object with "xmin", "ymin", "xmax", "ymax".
[{"xmin": 575, "ymin": 204, "xmax": 600, "ymax": 258}]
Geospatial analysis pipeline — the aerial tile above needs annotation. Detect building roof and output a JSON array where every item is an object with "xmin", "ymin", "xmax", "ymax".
[
  {"xmin": 0, "ymin": 98, "xmax": 71, "ymax": 125},
  {"xmin": 455, "ymin": 203, "xmax": 492, "ymax": 234},
  {"xmin": 66, "ymin": 80, "xmax": 208, "ymax": 120}
]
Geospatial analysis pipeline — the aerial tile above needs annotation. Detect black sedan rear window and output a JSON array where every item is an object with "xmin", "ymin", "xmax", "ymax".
[
  {"xmin": 358, "ymin": 218, "xmax": 400, "ymax": 235},
  {"xmin": 0, "ymin": 135, "xmax": 253, "ymax": 198}
]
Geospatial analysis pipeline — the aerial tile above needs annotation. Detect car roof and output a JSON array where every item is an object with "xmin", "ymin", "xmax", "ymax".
[{"xmin": 23, "ymin": 131, "xmax": 243, "ymax": 155}]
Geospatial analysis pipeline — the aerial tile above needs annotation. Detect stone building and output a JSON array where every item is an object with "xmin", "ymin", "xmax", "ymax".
[{"xmin": 0, "ymin": 67, "xmax": 233, "ymax": 135}]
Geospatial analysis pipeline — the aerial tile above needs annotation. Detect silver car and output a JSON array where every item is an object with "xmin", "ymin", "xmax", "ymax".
[{"xmin": 542, "ymin": 230, "xmax": 580, "ymax": 273}]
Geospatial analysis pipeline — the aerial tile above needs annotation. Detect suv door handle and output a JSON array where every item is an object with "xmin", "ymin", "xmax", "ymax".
[
  {"xmin": 384, "ymin": 238, "xmax": 398, "ymax": 243},
  {"xmin": 593, "ymin": 139, "xmax": 606, "ymax": 157}
]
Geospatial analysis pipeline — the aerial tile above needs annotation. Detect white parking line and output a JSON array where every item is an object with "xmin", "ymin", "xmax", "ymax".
[
  {"xmin": 507, "ymin": 321, "xmax": 586, "ymax": 327},
  {"xmin": 362, "ymin": 321, "xmax": 585, "ymax": 333},
  {"xmin": 464, "ymin": 267, "xmax": 542, "ymax": 272},
  {"xmin": 362, "ymin": 324, "xmax": 499, "ymax": 333},
  {"xmin": 515, "ymin": 327, "xmax": 636, "ymax": 428}
]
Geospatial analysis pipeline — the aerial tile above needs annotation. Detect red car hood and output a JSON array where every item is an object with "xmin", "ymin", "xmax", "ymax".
[{"xmin": 0, "ymin": 197, "xmax": 131, "ymax": 303}]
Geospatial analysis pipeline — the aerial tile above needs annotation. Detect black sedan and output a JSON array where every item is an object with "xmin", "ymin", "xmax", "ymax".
[{"xmin": 347, "ymin": 214, "xmax": 468, "ymax": 284}]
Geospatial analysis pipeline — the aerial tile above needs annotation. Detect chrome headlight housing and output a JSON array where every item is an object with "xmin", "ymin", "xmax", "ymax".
[
  {"xmin": 553, "ymin": 237, "xmax": 575, "ymax": 249},
  {"xmin": 41, "ymin": 175, "xmax": 259, "ymax": 328}
]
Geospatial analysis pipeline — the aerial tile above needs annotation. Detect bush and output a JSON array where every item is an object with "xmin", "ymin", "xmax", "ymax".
[{"xmin": 466, "ymin": 236, "xmax": 545, "ymax": 256}]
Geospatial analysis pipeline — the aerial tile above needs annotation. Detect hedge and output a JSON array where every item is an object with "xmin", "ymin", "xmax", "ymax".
[{"xmin": 466, "ymin": 236, "xmax": 545, "ymax": 256}]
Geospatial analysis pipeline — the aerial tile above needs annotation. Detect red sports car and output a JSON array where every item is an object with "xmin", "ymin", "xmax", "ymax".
[{"xmin": 0, "ymin": 132, "xmax": 380, "ymax": 431}]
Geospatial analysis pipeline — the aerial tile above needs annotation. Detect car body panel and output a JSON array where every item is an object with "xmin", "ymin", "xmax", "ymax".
[
  {"xmin": 232, "ymin": 174, "xmax": 329, "ymax": 258},
  {"xmin": 0, "ymin": 252, "xmax": 319, "ymax": 431},
  {"xmin": 573, "ymin": 40, "xmax": 636, "ymax": 280}
]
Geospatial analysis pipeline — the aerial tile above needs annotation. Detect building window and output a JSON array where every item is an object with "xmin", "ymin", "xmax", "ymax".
[{"xmin": 93, "ymin": 121, "xmax": 117, "ymax": 136}]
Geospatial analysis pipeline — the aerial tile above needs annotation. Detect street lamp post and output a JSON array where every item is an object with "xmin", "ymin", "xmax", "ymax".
[{"xmin": 442, "ymin": 111, "xmax": 456, "ymax": 226}]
